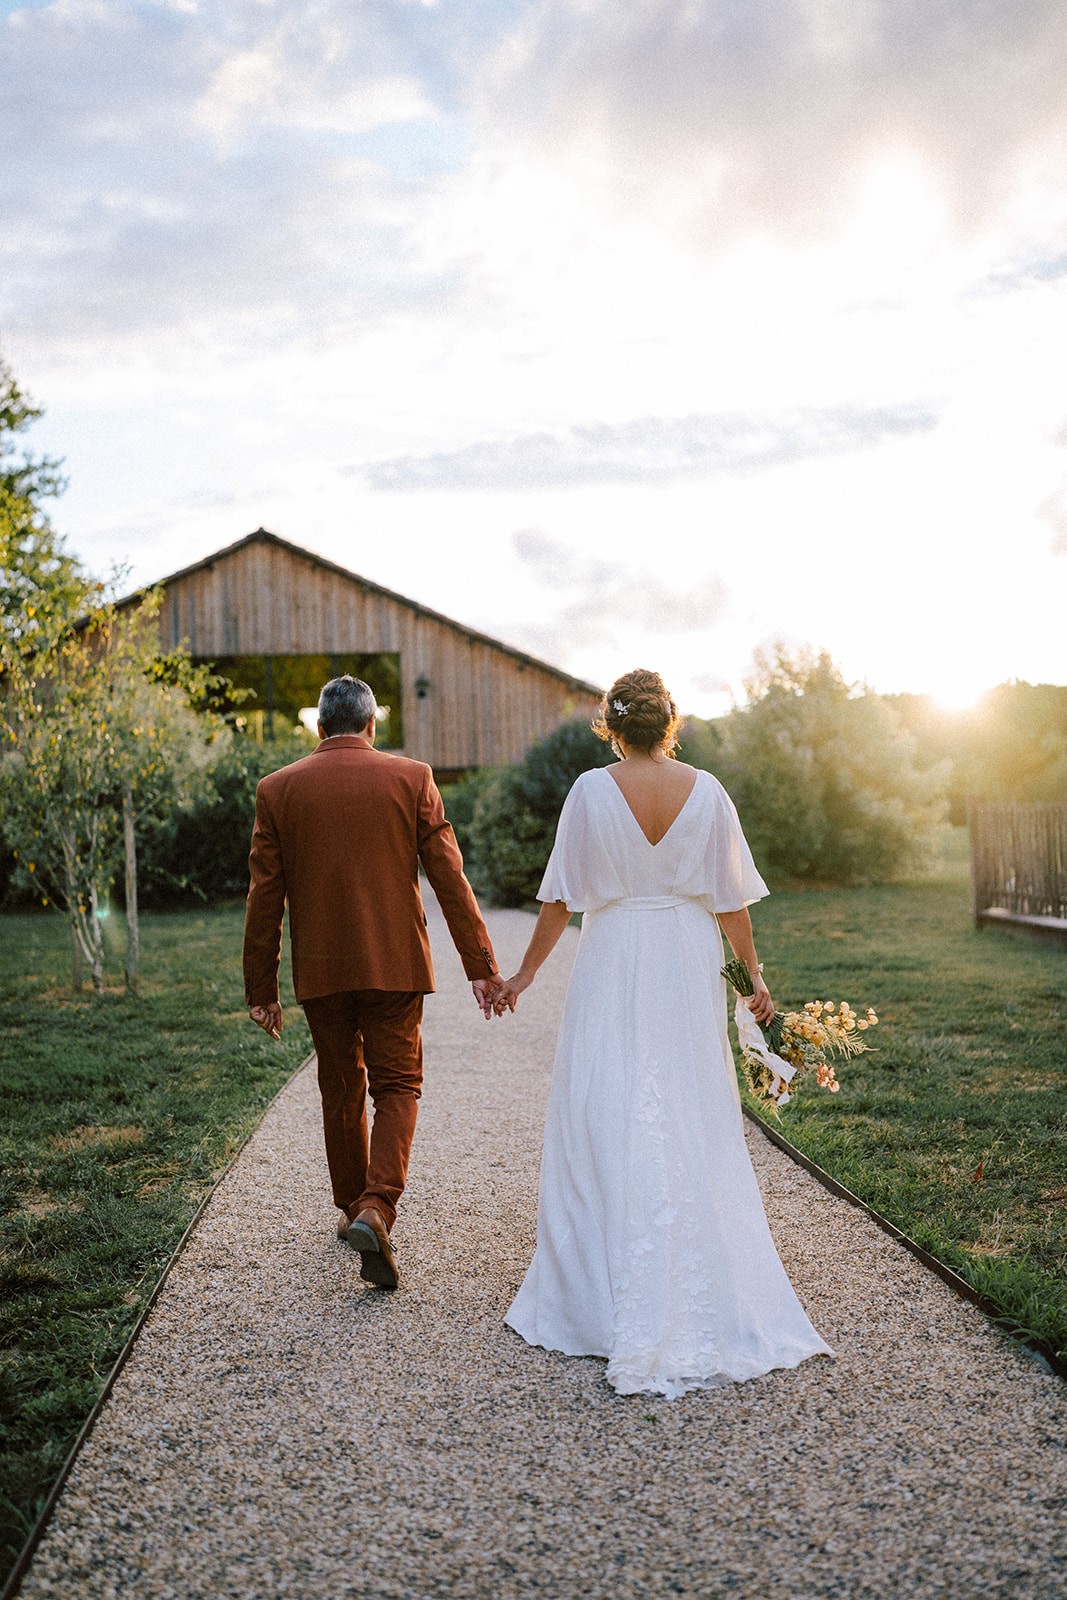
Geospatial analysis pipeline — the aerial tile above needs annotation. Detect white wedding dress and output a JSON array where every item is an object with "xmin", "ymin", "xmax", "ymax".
[{"xmin": 505, "ymin": 766, "xmax": 833, "ymax": 1398}]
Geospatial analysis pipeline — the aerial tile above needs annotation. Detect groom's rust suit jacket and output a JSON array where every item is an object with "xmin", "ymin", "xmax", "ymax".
[{"xmin": 243, "ymin": 735, "xmax": 497, "ymax": 1008}]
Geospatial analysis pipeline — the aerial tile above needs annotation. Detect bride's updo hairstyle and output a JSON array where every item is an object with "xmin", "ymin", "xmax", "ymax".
[{"xmin": 592, "ymin": 668, "xmax": 681, "ymax": 756}]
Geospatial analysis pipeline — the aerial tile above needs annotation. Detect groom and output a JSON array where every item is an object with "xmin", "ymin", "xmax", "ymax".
[{"xmin": 243, "ymin": 675, "xmax": 502, "ymax": 1288}]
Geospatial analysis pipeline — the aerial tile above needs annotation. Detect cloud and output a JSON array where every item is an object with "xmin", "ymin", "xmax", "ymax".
[
  {"xmin": 0, "ymin": 0, "xmax": 474, "ymax": 350},
  {"xmin": 1039, "ymin": 488, "xmax": 1067, "ymax": 555},
  {"xmin": 499, "ymin": 529, "xmax": 730, "ymax": 669},
  {"xmin": 480, "ymin": 0, "xmax": 1067, "ymax": 246},
  {"xmin": 361, "ymin": 404, "xmax": 937, "ymax": 490},
  {"xmin": 7, "ymin": 0, "xmax": 1064, "ymax": 380},
  {"xmin": 512, "ymin": 527, "xmax": 614, "ymax": 589}
]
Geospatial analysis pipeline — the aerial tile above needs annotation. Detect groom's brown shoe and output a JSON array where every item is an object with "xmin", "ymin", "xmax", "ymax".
[{"xmin": 346, "ymin": 1207, "xmax": 399, "ymax": 1289}]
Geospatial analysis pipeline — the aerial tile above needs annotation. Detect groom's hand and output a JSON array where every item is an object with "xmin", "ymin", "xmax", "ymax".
[
  {"xmin": 472, "ymin": 976, "xmax": 505, "ymax": 1020},
  {"xmin": 250, "ymin": 1002, "xmax": 283, "ymax": 1040}
]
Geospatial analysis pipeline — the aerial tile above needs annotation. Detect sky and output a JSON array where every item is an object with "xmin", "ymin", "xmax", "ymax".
[{"xmin": 2, "ymin": 0, "xmax": 1066, "ymax": 718}]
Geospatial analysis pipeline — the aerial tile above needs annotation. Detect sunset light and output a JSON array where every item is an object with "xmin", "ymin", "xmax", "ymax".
[
  {"xmin": 2, "ymin": 10, "xmax": 1066, "ymax": 1590},
  {"xmin": 1, "ymin": 0, "xmax": 1064, "ymax": 712}
]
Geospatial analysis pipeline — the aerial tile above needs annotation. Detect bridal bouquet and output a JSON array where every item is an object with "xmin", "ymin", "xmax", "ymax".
[{"xmin": 721, "ymin": 958, "xmax": 878, "ymax": 1115}]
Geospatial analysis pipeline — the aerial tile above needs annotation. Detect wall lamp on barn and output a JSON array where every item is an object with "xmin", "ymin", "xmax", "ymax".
[{"xmin": 414, "ymin": 674, "xmax": 432, "ymax": 700}]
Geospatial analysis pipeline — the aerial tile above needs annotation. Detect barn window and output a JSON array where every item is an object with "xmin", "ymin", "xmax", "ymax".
[{"xmin": 205, "ymin": 653, "xmax": 403, "ymax": 747}]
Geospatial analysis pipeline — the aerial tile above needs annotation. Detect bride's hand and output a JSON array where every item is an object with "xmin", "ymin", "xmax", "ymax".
[
  {"xmin": 493, "ymin": 970, "xmax": 533, "ymax": 1014},
  {"xmin": 746, "ymin": 973, "xmax": 774, "ymax": 1025}
]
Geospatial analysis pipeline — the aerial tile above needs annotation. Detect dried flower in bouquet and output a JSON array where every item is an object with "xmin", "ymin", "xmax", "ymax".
[{"xmin": 720, "ymin": 957, "xmax": 878, "ymax": 1116}]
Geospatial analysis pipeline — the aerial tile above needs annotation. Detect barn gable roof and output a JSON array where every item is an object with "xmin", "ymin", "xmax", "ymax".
[{"xmin": 137, "ymin": 527, "xmax": 602, "ymax": 697}]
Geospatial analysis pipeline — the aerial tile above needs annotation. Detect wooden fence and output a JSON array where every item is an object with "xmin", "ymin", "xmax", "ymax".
[{"xmin": 967, "ymin": 800, "xmax": 1067, "ymax": 934}]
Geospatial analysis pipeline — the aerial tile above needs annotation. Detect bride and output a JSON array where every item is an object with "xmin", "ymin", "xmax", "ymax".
[{"xmin": 495, "ymin": 668, "xmax": 833, "ymax": 1398}]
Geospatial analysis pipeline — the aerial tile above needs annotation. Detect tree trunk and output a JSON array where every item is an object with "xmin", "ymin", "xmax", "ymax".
[
  {"xmin": 59, "ymin": 823, "xmax": 105, "ymax": 993},
  {"xmin": 70, "ymin": 893, "xmax": 105, "ymax": 994},
  {"xmin": 123, "ymin": 785, "xmax": 139, "ymax": 995},
  {"xmin": 86, "ymin": 883, "xmax": 105, "ymax": 994},
  {"xmin": 69, "ymin": 914, "xmax": 83, "ymax": 991}
]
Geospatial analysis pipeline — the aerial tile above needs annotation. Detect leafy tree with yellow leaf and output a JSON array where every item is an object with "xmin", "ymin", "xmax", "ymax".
[
  {"xmin": 0, "ymin": 357, "xmax": 218, "ymax": 990},
  {"xmin": 2, "ymin": 585, "xmax": 216, "ymax": 990},
  {"xmin": 0, "ymin": 358, "xmax": 86, "ymax": 639}
]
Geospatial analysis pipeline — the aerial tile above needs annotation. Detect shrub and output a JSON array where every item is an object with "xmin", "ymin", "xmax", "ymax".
[
  {"xmin": 468, "ymin": 718, "xmax": 614, "ymax": 905},
  {"xmin": 0, "ymin": 836, "xmax": 19, "ymax": 908},
  {"xmin": 439, "ymin": 767, "xmax": 502, "ymax": 865},
  {"xmin": 467, "ymin": 767, "xmax": 553, "ymax": 906},
  {"xmin": 135, "ymin": 730, "xmax": 313, "ymax": 905},
  {"xmin": 517, "ymin": 716, "xmax": 616, "ymax": 815},
  {"xmin": 676, "ymin": 716, "xmax": 724, "ymax": 772}
]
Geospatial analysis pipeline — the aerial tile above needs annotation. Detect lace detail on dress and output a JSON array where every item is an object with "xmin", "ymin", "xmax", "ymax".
[{"xmin": 602, "ymin": 1048, "xmax": 729, "ymax": 1398}]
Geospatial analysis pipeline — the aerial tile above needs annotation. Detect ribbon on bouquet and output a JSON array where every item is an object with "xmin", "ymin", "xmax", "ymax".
[{"xmin": 733, "ymin": 1000, "xmax": 796, "ymax": 1108}]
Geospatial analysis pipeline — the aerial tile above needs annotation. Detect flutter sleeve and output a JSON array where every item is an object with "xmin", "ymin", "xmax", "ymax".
[
  {"xmin": 537, "ymin": 771, "xmax": 625, "ymax": 913},
  {"xmin": 699, "ymin": 775, "xmax": 769, "ymax": 912}
]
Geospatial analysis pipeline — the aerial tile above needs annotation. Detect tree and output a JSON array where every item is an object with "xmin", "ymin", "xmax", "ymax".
[
  {"xmin": 0, "ymin": 358, "xmax": 86, "ymax": 642},
  {"xmin": 884, "ymin": 685, "xmax": 1067, "ymax": 824},
  {"xmin": 1, "ymin": 589, "xmax": 217, "ymax": 990},
  {"xmin": 90, "ymin": 599, "xmax": 220, "ymax": 991},
  {"xmin": 3, "ymin": 603, "xmax": 123, "ymax": 988},
  {"xmin": 714, "ymin": 644, "xmax": 949, "ymax": 886},
  {"xmin": 1, "ymin": 356, "xmax": 100, "ymax": 980},
  {"xmin": 0, "ymin": 355, "xmax": 220, "ymax": 990}
]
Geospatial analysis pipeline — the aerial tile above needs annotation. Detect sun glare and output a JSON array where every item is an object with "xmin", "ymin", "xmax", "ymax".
[{"xmin": 928, "ymin": 678, "xmax": 988, "ymax": 713}]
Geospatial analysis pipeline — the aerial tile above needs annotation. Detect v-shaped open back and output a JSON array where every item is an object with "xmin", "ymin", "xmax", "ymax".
[
  {"xmin": 604, "ymin": 765, "xmax": 700, "ymax": 847},
  {"xmin": 534, "ymin": 764, "xmax": 768, "ymax": 915}
]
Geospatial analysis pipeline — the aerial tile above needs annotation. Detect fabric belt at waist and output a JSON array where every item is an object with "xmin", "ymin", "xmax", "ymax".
[{"xmin": 610, "ymin": 895, "xmax": 689, "ymax": 911}]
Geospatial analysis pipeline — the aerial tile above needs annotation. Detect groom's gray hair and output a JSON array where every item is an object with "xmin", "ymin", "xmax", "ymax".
[{"xmin": 317, "ymin": 676, "xmax": 377, "ymax": 736}]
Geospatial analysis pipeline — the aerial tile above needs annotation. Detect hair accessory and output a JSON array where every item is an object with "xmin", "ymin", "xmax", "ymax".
[{"xmin": 612, "ymin": 699, "xmax": 630, "ymax": 716}]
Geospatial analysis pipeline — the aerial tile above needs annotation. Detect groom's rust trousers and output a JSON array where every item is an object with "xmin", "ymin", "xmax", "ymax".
[{"xmin": 242, "ymin": 735, "xmax": 497, "ymax": 1230}]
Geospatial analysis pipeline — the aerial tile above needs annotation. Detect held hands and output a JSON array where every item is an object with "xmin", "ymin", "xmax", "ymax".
[
  {"xmin": 472, "ymin": 977, "xmax": 506, "ymax": 1020},
  {"xmin": 249, "ymin": 1002, "xmax": 283, "ymax": 1041},
  {"xmin": 472, "ymin": 903, "xmax": 568, "ymax": 1018},
  {"xmin": 471, "ymin": 971, "xmax": 533, "ymax": 1018},
  {"xmin": 491, "ymin": 970, "xmax": 533, "ymax": 1016},
  {"xmin": 483, "ymin": 901, "xmax": 567, "ymax": 1017}
]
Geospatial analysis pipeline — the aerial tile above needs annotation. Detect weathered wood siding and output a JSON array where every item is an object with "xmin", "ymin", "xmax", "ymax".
[{"xmin": 152, "ymin": 535, "xmax": 601, "ymax": 770}]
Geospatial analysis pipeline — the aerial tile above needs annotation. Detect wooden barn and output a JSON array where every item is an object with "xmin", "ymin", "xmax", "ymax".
[{"xmin": 138, "ymin": 528, "xmax": 602, "ymax": 780}]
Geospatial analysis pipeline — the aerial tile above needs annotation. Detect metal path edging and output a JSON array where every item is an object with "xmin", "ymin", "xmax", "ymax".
[{"xmin": 743, "ymin": 1104, "xmax": 1066, "ymax": 1381}]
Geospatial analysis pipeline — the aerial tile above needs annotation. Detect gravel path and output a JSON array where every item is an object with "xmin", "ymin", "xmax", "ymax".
[{"xmin": 17, "ymin": 904, "xmax": 1067, "ymax": 1600}]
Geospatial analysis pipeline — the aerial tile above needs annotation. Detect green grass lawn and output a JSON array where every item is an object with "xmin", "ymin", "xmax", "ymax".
[
  {"xmin": 744, "ymin": 861, "xmax": 1067, "ymax": 1365},
  {"xmin": 0, "ymin": 905, "xmax": 309, "ymax": 1589}
]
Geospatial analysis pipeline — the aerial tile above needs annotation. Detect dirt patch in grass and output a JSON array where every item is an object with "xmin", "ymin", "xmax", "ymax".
[
  {"xmin": 50, "ymin": 1124, "xmax": 146, "ymax": 1152},
  {"xmin": 17, "ymin": 1190, "xmax": 67, "ymax": 1217}
]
